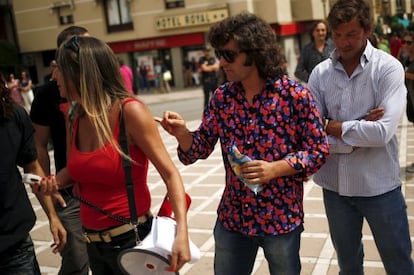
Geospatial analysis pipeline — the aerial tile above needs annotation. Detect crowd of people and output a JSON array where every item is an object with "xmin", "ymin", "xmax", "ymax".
[
  {"xmin": 5, "ymin": 70, "xmax": 34, "ymax": 112},
  {"xmin": 1, "ymin": 0, "xmax": 413, "ymax": 274}
]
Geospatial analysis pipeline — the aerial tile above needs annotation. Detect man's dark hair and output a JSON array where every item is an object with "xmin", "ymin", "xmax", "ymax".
[
  {"xmin": 328, "ymin": 0, "xmax": 372, "ymax": 32},
  {"xmin": 208, "ymin": 12, "xmax": 284, "ymax": 78},
  {"xmin": 56, "ymin": 26, "xmax": 88, "ymax": 47}
]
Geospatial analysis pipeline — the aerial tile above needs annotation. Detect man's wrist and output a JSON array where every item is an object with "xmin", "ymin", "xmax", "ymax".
[{"xmin": 323, "ymin": 118, "xmax": 330, "ymax": 133}]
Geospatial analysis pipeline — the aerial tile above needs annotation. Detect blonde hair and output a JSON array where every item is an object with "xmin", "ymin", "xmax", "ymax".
[{"xmin": 57, "ymin": 36, "xmax": 134, "ymax": 158}]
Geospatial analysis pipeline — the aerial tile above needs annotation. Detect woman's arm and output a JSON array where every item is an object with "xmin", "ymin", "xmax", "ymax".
[{"xmin": 124, "ymin": 100, "xmax": 191, "ymax": 271}]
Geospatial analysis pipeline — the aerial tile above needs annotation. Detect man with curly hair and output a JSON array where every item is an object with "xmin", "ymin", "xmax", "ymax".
[{"xmin": 158, "ymin": 12, "xmax": 329, "ymax": 274}]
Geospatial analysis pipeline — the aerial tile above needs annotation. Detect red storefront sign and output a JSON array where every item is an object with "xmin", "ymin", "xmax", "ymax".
[
  {"xmin": 272, "ymin": 22, "xmax": 311, "ymax": 36},
  {"xmin": 108, "ymin": 32, "xmax": 205, "ymax": 53}
]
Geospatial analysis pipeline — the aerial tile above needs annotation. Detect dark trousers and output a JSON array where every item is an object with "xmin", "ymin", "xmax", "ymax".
[
  {"xmin": 87, "ymin": 217, "xmax": 152, "ymax": 275},
  {"xmin": 202, "ymin": 79, "xmax": 218, "ymax": 109},
  {"xmin": 0, "ymin": 235, "xmax": 41, "ymax": 275}
]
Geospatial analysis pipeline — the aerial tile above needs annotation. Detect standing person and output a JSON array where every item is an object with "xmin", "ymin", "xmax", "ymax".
[
  {"xmin": 7, "ymin": 73, "xmax": 22, "ymax": 105},
  {"xmin": 158, "ymin": 12, "xmax": 329, "ymax": 275},
  {"xmin": 198, "ymin": 46, "xmax": 219, "ymax": 108},
  {"xmin": 308, "ymin": 0, "xmax": 414, "ymax": 274},
  {"xmin": 390, "ymin": 32, "xmax": 403, "ymax": 58},
  {"xmin": 137, "ymin": 60, "xmax": 150, "ymax": 93},
  {"xmin": 400, "ymin": 31, "xmax": 414, "ymax": 173},
  {"xmin": 294, "ymin": 20, "xmax": 335, "ymax": 83},
  {"xmin": 54, "ymin": 35, "xmax": 191, "ymax": 274},
  {"xmin": 183, "ymin": 56, "xmax": 193, "ymax": 87},
  {"xmin": 30, "ymin": 25, "xmax": 90, "ymax": 275},
  {"xmin": 190, "ymin": 57, "xmax": 200, "ymax": 86},
  {"xmin": 0, "ymin": 72, "xmax": 67, "ymax": 274},
  {"xmin": 20, "ymin": 69, "xmax": 34, "ymax": 111},
  {"xmin": 154, "ymin": 59, "xmax": 170, "ymax": 93},
  {"xmin": 44, "ymin": 60, "xmax": 58, "ymax": 84},
  {"xmin": 377, "ymin": 34, "xmax": 391, "ymax": 53},
  {"xmin": 118, "ymin": 58, "xmax": 134, "ymax": 94}
]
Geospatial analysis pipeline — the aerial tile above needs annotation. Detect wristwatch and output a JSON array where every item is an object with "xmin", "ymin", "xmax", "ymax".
[{"xmin": 323, "ymin": 118, "xmax": 330, "ymax": 132}]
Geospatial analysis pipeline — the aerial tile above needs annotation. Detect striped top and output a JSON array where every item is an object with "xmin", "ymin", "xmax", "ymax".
[{"xmin": 308, "ymin": 41, "xmax": 406, "ymax": 196}]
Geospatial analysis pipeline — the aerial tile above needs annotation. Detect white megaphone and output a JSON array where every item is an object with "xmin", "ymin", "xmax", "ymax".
[{"xmin": 118, "ymin": 194, "xmax": 200, "ymax": 275}]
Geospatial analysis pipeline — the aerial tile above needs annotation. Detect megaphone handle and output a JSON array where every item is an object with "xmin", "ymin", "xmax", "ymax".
[{"xmin": 157, "ymin": 193, "xmax": 191, "ymax": 219}]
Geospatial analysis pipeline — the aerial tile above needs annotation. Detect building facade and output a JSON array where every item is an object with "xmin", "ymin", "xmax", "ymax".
[{"xmin": 4, "ymin": 0, "xmax": 414, "ymax": 90}]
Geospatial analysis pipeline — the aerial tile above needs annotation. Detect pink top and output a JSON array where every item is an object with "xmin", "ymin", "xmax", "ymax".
[{"xmin": 120, "ymin": 65, "xmax": 134, "ymax": 94}]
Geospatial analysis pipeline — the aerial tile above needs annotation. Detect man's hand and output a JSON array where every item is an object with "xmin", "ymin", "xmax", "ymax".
[
  {"xmin": 240, "ymin": 160, "xmax": 278, "ymax": 184},
  {"xmin": 49, "ymin": 216, "xmax": 67, "ymax": 254},
  {"xmin": 156, "ymin": 111, "xmax": 188, "ymax": 138},
  {"xmin": 363, "ymin": 107, "xmax": 384, "ymax": 121},
  {"xmin": 52, "ymin": 191, "xmax": 67, "ymax": 208}
]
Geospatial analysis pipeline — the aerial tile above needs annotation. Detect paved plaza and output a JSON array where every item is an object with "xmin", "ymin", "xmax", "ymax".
[{"xmin": 28, "ymin": 89, "xmax": 414, "ymax": 275}]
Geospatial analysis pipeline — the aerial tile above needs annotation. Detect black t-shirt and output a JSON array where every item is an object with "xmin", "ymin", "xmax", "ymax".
[
  {"xmin": 198, "ymin": 56, "xmax": 218, "ymax": 84},
  {"xmin": 0, "ymin": 105, "xmax": 37, "ymax": 253},
  {"xmin": 31, "ymin": 81, "xmax": 67, "ymax": 172}
]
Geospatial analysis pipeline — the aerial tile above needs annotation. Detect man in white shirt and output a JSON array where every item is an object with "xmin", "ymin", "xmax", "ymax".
[{"xmin": 308, "ymin": 0, "xmax": 414, "ymax": 274}]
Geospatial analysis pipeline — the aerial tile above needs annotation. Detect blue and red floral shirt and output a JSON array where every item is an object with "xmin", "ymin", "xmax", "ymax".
[{"xmin": 178, "ymin": 75, "xmax": 329, "ymax": 236}]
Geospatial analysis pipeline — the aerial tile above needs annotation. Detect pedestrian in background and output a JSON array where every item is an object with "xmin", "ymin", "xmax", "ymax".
[
  {"xmin": 182, "ymin": 56, "xmax": 193, "ymax": 87},
  {"xmin": 44, "ymin": 60, "xmax": 58, "ymax": 84},
  {"xmin": 137, "ymin": 60, "xmax": 150, "ymax": 93},
  {"xmin": 119, "ymin": 58, "xmax": 134, "ymax": 94},
  {"xmin": 159, "ymin": 12, "xmax": 329, "ymax": 275},
  {"xmin": 390, "ymin": 32, "xmax": 403, "ymax": 58},
  {"xmin": 400, "ymin": 31, "xmax": 414, "ymax": 173},
  {"xmin": 30, "ymin": 25, "xmax": 90, "ymax": 275},
  {"xmin": 294, "ymin": 19, "xmax": 335, "ymax": 83},
  {"xmin": 0, "ymin": 72, "xmax": 66, "ymax": 274},
  {"xmin": 54, "ymin": 35, "xmax": 191, "ymax": 274},
  {"xmin": 308, "ymin": 0, "xmax": 414, "ymax": 274},
  {"xmin": 20, "ymin": 69, "xmax": 34, "ymax": 111},
  {"xmin": 190, "ymin": 57, "xmax": 200, "ymax": 86},
  {"xmin": 6, "ymin": 73, "xmax": 22, "ymax": 106},
  {"xmin": 199, "ymin": 46, "xmax": 219, "ymax": 108}
]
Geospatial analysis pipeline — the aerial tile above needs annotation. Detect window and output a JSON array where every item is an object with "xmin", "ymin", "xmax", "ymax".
[
  {"xmin": 104, "ymin": 0, "xmax": 133, "ymax": 33},
  {"xmin": 165, "ymin": 0, "xmax": 184, "ymax": 9},
  {"xmin": 59, "ymin": 14, "xmax": 74, "ymax": 25}
]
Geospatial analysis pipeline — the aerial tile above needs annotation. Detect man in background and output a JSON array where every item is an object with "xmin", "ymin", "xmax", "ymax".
[{"xmin": 199, "ymin": 46, "xmax": 219, "ymax": 109}]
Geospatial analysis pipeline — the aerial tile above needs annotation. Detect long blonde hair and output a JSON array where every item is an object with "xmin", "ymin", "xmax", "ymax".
[{"xmin": 56, "ymin": 36, "xmax": 134, "ymax": 158}]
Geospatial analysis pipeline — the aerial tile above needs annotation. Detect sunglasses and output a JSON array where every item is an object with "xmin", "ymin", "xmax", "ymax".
[
  {"xmin": 214, "ymin": 49, "xmax": 244, "ymax": 63},
  {"xmin": 403, "ymin": 40, "xmax": 414, "ymax": 46}
]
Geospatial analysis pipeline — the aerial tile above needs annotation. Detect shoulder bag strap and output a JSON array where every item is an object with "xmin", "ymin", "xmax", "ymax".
[{"xmin": 119, "ymin": 105, "xmax": 138, "ymax": 224}]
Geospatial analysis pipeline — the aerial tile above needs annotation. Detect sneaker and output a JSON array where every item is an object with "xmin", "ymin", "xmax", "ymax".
[{"xmin": 406, "ymin": 163, "xmax": 414, "ymax": 173}]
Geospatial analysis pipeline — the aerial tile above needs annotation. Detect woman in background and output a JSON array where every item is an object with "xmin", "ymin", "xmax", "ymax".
[
  {"xmin": 20, "ymin": 69, "xmax": 34, "ymax": 111},
  {"xmin": 6, "ymin": 73, "xmax": 22, "ymax": 105}
]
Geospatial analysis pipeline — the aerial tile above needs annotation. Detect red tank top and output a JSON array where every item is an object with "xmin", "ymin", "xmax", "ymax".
[{"xmin": 67, "ymin": 99, "xmax": 150, "ymax": 229}]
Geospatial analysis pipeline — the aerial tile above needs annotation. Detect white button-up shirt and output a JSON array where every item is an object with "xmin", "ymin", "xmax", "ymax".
[{"xmin": 308, "ymin": 41, "xmax": 406, "ymax": 196}]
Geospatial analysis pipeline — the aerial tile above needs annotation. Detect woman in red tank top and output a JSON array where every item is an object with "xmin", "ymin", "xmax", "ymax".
[{"xmin": 54, "ymin": 35, "xmax": 191, "ymax": 274}]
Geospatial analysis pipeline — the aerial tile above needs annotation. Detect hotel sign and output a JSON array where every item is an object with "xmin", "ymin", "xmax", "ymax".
[{"xmin": 155, "ymin": 8, "xmax": 229, "ymax": 30}]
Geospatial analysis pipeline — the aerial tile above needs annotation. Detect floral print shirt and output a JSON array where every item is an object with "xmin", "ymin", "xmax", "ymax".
[{"xmin": 178, "ymin": 75, "xmax": 329, "ymax": 236}]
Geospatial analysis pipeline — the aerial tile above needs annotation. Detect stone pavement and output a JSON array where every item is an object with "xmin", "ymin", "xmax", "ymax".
[{"xmin": 29, "ymin": 88, "xmax": 414, "ymax": 275}]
